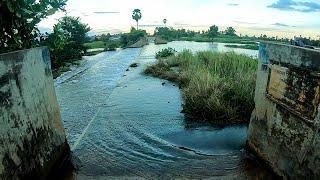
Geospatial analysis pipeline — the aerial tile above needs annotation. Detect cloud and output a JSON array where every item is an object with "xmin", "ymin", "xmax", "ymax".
[
  {"xmin": 268, "ymin": 0, "xmax": 320, "ymax": 12},
  {"xmin": 234, "ymin": 20, "xmax": 257, "ymax": 25},
  {"xmin": 227, "ymin": 3, "xmax": 239, "ymax": 6},
  {"xmin": 273, "ymin": 23, "xmax": 290, "ymax": 27},
  {"xmin": 93, "ymin": 11, "xmax": 120, "ymax": 14}
]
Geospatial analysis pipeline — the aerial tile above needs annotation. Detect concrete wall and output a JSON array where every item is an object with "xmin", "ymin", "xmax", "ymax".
[
  {"xmin": 0, "ymin": 47, "xmax": 69, "ymax": 179},
  {"xmin": 248, "ymin": 42, "xmax": 320, "ymax": 179}
]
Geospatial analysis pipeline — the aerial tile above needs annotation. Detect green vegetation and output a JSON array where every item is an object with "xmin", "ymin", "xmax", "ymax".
[
  {"xmin": 105, "ymin": 41, "xmax": 121, "ymax": 51},
  {"xmin": 208, "ymin": 25, "xmax": 219, "ymax": 38},
  {"xmin": 154, "ymin": 26, "xmax": 250, "ymax": 44},
  {"xmin": 145, "ymin": 50, "xmax": 258, "ymax": 124},
  {"xmin": 41, "ymin": 16, "xmax": 91, "ymax": 69},
  {"xmin": 84, "ymin": 40, "xmax": 121, "ymax": 51},
  {"xmin": 154, "ymin": 27, "xmax": 198, "ymax": 41},
  {"xmin": 225, "ymin": 44, "xmax": 259, "ymax": 50},
  {"xmin": 153, "ymin": 25, "xmax": 309, "ymax": 46},
  {"xmin": 120, "ymin": 27, "xmax": 147, "ymax": 47},
  {"xmin": 181, "ymin": 36, "xmax": 257, "ymax": 44},
  {"xmin": 84, "ymin": 41, "xmax": 106, "ymax": 49},
  {"xmin": 224, "ymin": 27, "xmax": 237, "ymax": 36},
  {"xmin": 155, "ymin": 48, "xmax": 176, "ymax": 59},
  {"xmin": 83, "ymin": 28, "xmax": 147, "ymax": 56},
  {"xmin": 0, "ymin": 0, "xmax": 66, "ymax": 53},
  {"xmin": 52, "ymin": 66, "xmax": 71, "ymax": 79}
]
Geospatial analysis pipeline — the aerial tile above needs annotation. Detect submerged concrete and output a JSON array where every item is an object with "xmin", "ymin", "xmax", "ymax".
[
  {"xmin": 248, "ymin": 42, "xmax": 320, "ymax": 179},
  {"xmin": 0, "ymin": 47, "xmax": 69, "ymax": 179}
]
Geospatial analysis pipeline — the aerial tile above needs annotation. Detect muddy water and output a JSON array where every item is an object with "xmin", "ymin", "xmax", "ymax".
[{"xmin": 55, "ymin": 42, "xmax": 272, "ymax": 179}]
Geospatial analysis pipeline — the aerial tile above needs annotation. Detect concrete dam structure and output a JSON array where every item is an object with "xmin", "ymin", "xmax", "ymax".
[
  {"xmin": 248, "ymin": 42, "xmax": 320, "ymax": 179},
  {"xmin": 0, "ymin": 48, "xmax": 69, "ymax": 179}
]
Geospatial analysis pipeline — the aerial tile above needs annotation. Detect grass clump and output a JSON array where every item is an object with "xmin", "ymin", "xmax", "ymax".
[
  {"xmin": 144, "ymin": 50, "xmax": 258, "ymax": 124},
  {"xmin": 155, "ymin": 48, "xmax": 176, "ymax": 59}
]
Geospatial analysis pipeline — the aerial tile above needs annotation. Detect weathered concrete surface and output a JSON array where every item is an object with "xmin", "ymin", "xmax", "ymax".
[
  {"xmin": 248, "ymin": 42, "xmax": 320, "ymax": 179},
  {"xmin": 0, "ymin": 47, "xmax": 69, "ymax": 179}
]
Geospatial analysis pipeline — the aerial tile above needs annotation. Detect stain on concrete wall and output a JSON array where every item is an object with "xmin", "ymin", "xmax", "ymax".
[
  {"xmin": 0, "ymin": 47, "xmax": 69, "ymax": 179},
  {"xmin": 248, "ymin": 42, "xmax": 320, "ymax": 179}
]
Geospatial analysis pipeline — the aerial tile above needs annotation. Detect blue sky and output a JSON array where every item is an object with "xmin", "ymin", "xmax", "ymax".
[{"xmin": 39, "ymin": 0, "xmax": 320, "ymax": 38}]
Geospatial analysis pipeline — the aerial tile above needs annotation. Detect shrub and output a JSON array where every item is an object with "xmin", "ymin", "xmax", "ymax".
[
  {"xmin": 105, "ymin": 41, "xmax": 120, "ymax": 51},
  {"xmin": 155, "ymin": 48, "xmax": 176, "ymax": 59}
]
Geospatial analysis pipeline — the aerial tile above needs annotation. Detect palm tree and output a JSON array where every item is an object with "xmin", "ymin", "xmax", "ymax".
[
  {"xmin": 163, "ymin": 19, "xmax": 167, "ymax": 27},
  {"xmin": 132, "ymin": 9, "xmax": 142, "ymax": 30}
]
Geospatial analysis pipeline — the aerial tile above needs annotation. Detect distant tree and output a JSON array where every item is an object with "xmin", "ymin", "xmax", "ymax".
[
  {"xmin": 208, "ymin": 25, "xmax": 219, "ymax": 38},
  {"xmin": 0, "ymin": 0, "xmax": 67, "ymax": 53},
  {"xmin": 163, "ymin": 19, "xmax": 167, "ymax": 27},
  {"xmin": 132, "ymin": 9, "xmax": 142, "ymax": 30},
  {"xmin": 224, "ymin": 27, "xmax": 237, "ymax": 36}
]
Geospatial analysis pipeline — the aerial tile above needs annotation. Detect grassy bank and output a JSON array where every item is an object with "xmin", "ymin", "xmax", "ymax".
[
  {"xmin": 144, "ymin": 49, "xmax": 258, "ymax": 124},
  {"xmin": 225, "ymin": 44, "xmax": 259, "ymax": 50}
]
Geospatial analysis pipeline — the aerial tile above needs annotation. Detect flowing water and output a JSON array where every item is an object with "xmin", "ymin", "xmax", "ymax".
[{"xmin": 55, "ymin": 41, "xmax": 272, "ymax": 179}]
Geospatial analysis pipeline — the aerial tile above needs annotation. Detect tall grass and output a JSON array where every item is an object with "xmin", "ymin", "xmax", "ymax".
[{"xmin": 144, "ymin": 50, "xmax": 258, "ymax": 124}]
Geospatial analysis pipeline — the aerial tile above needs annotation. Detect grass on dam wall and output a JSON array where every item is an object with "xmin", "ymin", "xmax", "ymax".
[{"xmin": 144, "ymin": 49, "xmax": 258, "ymax": 124}]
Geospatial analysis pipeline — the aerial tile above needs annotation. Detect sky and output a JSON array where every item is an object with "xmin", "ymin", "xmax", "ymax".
[{"xmin": 38, "ymin": 0, "xmax": 320, "ymax": 38}]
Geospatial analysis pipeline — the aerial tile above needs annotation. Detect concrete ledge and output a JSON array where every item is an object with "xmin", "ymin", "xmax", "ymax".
[
  {"xmin": 0, "ymin": 47, "xmax": 69, "ymax": 179},
  {"xmin": 259, "ymin": 41, "xmax": 320, "ymax": 71}
]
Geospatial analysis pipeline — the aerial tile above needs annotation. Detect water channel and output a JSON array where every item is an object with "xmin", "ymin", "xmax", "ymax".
[{"xmin": 55, "ymin": 41, "xmax": 273, "ymax": 179}]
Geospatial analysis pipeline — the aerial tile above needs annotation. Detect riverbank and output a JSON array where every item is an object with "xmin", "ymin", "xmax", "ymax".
[{"xmin": 144, "ymin": 49, "xmax": 258, "ymax": 124}]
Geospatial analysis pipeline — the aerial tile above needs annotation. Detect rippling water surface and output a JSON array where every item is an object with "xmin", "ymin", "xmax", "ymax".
[{"xmin": 55, "ymin": 41, "xmax": 272, "ymax": 179}]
